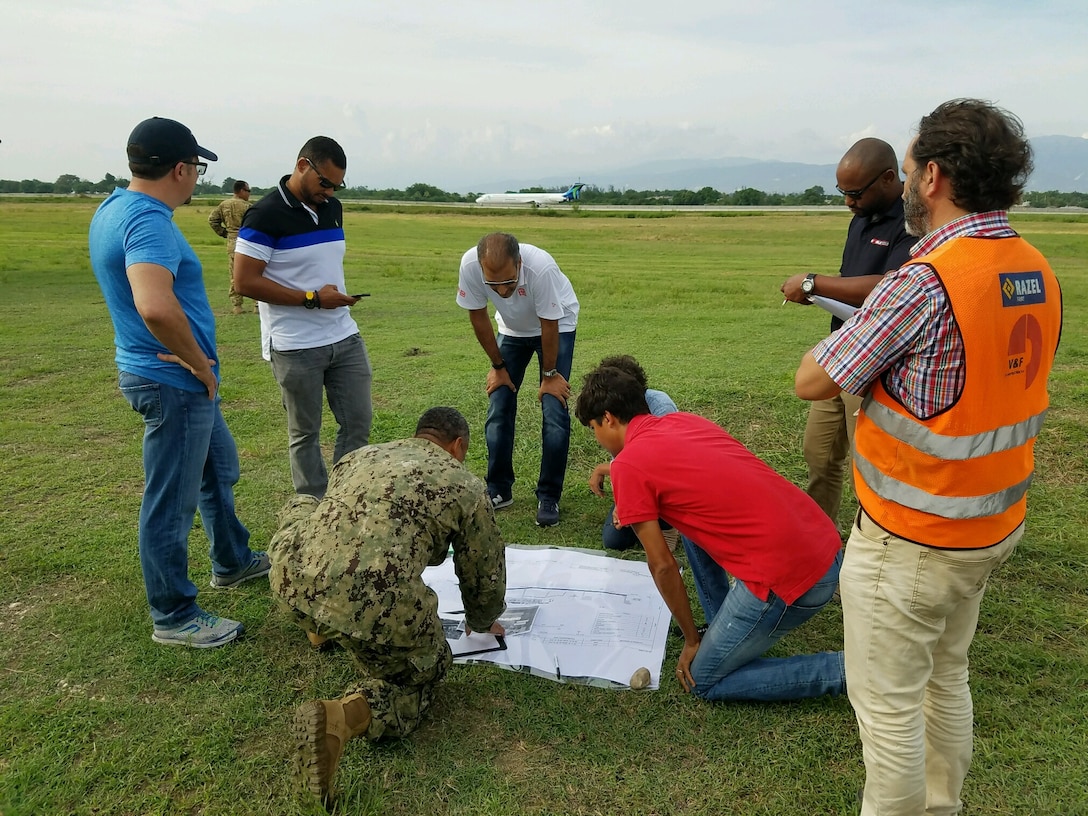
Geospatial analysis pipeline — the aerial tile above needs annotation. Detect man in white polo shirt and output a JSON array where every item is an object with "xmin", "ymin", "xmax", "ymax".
[
  {"xmin": 234, "ymin": 136, "xmax": 371, "ymax": 498},
  {"xmin": 456, "ymin": 232, "xmax": 579, "ymax": 527}
]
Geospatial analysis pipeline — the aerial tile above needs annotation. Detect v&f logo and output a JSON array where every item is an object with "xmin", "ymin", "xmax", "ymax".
[{"xmin": 1006, "ymin": 314, "xmax": 1044, "ymax": 388}]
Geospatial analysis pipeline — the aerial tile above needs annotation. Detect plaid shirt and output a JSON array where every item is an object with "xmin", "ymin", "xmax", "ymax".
[{"xmin": 812, "ymin": 211, "xmax": 1018, "ymax": 418}]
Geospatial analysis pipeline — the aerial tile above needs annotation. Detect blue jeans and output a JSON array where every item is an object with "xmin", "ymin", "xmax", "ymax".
[
  {"xmin": 485, "ymin": 331, "xmax": 575, "ymax": 503},
  {"xmin": 684, "ymin": 535, "xmax": 845, "ymax": 701},
  {"xmin": 119, "ymin": 373, "xmax": 254, "ymax": 628},
  {"xmin": 602, "ymin": 509, "xmax": 670, "ymax": 550},
  {"xmin": 269, "ymin": 334, "xmax": 372, "ymax": 498}
]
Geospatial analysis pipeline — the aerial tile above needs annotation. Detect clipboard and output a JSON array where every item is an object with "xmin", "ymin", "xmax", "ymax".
[
  {"xmin": 450, "ymin": 633, "xmax": 507, "ymax": 658},
  {"xmin": 440, "ymin": 615, "xmax": 508, "ymax": 657}
]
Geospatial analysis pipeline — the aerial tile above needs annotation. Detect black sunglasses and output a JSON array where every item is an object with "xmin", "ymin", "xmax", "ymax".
[
  {"xmin": 836, "ymin": 169, "xmax": 890, "ymax": 200},
  {"xmin": 304, "ymin": 157, "xmax": 346, "ymax": 191}
]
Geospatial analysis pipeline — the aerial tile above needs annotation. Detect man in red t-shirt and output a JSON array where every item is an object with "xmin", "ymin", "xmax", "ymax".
[{"xmin": 575, "ymin": 363, "xmax": 844, "ymax": 700}]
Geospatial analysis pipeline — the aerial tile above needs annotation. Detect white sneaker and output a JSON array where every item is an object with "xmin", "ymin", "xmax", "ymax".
[
  {"xmin": 662, "ymin": 528, "xmax": 680, "ymax": 552},
  {"xmin": 152, "ymin": 611, "xmax": 243, "ymax": 648},
  {"xmin": 209, "ymin": 552, "xmax": 271, "ymax": 589}
]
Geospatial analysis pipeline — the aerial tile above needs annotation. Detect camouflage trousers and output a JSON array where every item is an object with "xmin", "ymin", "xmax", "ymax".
[
  {"xmin": 227, "ymin": 250, "xmax": 244, "ymax": 309},
  {"xmin": 286, "ymin": 606, "xmax": 453, "ymax": 741}
]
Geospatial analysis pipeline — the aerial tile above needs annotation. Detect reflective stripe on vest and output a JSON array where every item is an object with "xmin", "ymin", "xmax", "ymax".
[
  {"xmin": 861, "ymin": 397, "xmax": 1049, "ymax": 460},
  {"xmin": 854, "ymin": 448, "xmax": 1033, "ymax": 519}
]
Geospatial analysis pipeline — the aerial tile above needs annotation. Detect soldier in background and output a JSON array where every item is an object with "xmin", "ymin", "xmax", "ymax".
[
  {"xmin": 269, "ymin": 407, "xmax": 507, "ymax": 805},
  {"xmin": 207, "ymin": 179, "xmax": 252, "ymax": 314}
]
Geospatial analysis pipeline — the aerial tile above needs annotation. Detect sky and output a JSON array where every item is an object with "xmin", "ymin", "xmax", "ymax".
[{"xmin": 3, "ymin": 0, "xmax": 1087, "ymax": 192}]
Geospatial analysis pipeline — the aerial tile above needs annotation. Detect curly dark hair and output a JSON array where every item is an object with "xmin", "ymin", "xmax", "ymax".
[
  {"xmin": 911, "ymin": 99, "xmax": 1032, "ymax": 212},
  {"xmin": 574, "ymin": 366, "xmax": 649, "ymax": 426},
  {"xmin": 597, "ymin": 355, "xmax": 649, "ymax": 390}
]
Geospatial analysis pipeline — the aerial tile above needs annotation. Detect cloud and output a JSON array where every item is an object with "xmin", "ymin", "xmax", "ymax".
[{"xmin": 2, "ymin": 2, "xmax": 1085, "ymax": 189}]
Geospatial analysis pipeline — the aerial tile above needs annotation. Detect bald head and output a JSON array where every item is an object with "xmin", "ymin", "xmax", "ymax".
[
  {"xmin": 477, "ymin": 232, "xmax": 520, "ymax": 267},
  {"xmin": 836, "ymin": 138, "xmax": 902, "ymax": 217},
  {"xmin": 840, "ymin": 138, "xmax": 897, "ymax": 177},
  {"xmin": 476, "ymin": 232, "xmax": 522, "ymax": 298}
]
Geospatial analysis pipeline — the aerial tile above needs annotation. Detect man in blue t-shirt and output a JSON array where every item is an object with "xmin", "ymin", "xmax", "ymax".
[{"xmin": 88, "ymin": 117, "xmax": 270, "ymax": 648}]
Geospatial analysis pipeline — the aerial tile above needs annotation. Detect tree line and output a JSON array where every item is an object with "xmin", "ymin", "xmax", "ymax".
[{"xmin": 2, "ymin": 175, "xmax": 1086, "ymax": 209}]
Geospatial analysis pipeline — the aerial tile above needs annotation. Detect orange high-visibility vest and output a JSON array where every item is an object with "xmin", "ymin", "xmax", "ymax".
[{"xmin": 854, "ymin": 235, "xmax": 1062, "ymax": 548}]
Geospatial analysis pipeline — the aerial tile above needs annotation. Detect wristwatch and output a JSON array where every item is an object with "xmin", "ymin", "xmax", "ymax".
[
  {"xmin": 800, "ymin": 274, "xmax": 817, "ymax": 297},
  {"xmin": 304, "ymin": 290, "xmax": 320, "ymax": 309},
  {"xmin": 492, "ymin": 359, "xmax": 506, "ymax": 370},
  {"xmin": 543, "ymin": 368, "xmax": 559, "ymax": 378}
]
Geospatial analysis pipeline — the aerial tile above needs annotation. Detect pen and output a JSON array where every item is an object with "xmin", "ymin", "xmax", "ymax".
[
  {"xmin": 554, "ymin": 655, "xmax": 562, "ymax": 682},
  {"xmin": 781, "ymin": 298, "xmax": 788, "ymax": 305}
]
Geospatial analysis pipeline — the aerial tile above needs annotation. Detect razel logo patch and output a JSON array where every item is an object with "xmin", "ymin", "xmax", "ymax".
[{"xmin": 999, "ymin": 271, "xmax": 1046, "ymax": 306}]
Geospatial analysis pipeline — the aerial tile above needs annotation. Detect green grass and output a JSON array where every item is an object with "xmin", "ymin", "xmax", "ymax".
[{"xmin": 1, "ymin": 200, "xmax": 1086, "ymax": 815}]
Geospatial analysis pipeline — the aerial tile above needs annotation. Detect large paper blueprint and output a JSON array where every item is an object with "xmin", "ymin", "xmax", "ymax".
[{"xmin": 423, "ymin": 545, "xmax": 672, "ymax": 689}]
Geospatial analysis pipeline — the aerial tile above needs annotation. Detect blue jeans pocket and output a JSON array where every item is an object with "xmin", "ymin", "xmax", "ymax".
[{"xmin": 119, "ymin": 373, "xmax": 162, "ymax": 426}]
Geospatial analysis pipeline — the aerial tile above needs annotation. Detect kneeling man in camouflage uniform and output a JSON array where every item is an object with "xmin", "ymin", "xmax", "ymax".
[{"xmin": 269, "ymin": 407, "xmax": 507, "ymax": 804}]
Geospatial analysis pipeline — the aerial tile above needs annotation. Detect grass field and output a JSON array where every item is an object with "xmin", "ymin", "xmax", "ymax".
[{"xmin": 1, "ymin": 199, "xmax": 1086, "ymax": 815}]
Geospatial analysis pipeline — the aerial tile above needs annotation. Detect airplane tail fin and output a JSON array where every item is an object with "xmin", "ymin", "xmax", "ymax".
[{"xmin": 563, "ymin": 183, "xmax": 586, "ymax": 201}]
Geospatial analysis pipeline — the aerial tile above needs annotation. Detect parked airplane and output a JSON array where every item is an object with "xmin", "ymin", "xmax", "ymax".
[{"xmin": 475, "ymin": 183, "xmax": 585, "ymax": 206}]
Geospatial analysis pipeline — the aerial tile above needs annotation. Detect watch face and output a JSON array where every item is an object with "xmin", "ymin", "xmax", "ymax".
[{"xmin": 802, "ymin": 278, "xmax": 814, "ymax": 293}]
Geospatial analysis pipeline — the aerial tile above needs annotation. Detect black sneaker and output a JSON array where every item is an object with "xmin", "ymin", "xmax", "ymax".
[
  {"xmin": 489, "ymin": 492, "xmax": 513, "ymax": 510},
  {"xmin": 536, "ymin": 501, "xmax": 560, "ymax": 527}
]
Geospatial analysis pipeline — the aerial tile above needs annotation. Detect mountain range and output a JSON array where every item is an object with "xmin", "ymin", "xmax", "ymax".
[{"xmin": 483, "ymin": 136, "xmax": 1088, "ymax": 195}]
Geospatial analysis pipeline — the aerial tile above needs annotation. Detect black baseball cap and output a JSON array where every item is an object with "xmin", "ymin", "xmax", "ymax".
[{"xmin": 126, "ymin": 116, "xmax": 218, "ymax": 166}]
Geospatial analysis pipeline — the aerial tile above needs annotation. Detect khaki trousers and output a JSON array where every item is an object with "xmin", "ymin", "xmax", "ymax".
[
  {"xmin": 841, "ymin": 511, "xmax": 1021, "ymax": 815},
  {"xmin": 803, "ymin": 391, "xmax": 862, "ymax": 523}
]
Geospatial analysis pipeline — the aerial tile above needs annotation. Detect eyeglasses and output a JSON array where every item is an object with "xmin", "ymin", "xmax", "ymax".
[
  {"xmin": 483, "ymin": 259, "xmax": 521, "ymax": 289},
  {"xmin": 305, "ymin": 157, "xmax": 347, "ymax": 191},
  {"xmin": 181, "ymin": 160, "xmax": 208, "ymax": 176},
  {"xmin": 836, "ymin": 169, "xmax": 891, "ymax": 200}
]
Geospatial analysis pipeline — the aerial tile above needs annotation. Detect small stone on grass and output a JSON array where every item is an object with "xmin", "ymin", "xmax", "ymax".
[{"xmin": 629, "ymin": 667, "xmax": 651, "ymax": 690}]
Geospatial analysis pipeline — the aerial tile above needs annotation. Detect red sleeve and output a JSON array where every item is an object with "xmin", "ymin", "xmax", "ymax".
[{"xmin": 611, "ymin": 458, "xmax": 661, "ymax": 528}]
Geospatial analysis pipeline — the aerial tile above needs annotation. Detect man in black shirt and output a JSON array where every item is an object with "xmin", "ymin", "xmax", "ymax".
[{"xmin": 780, "ymin": 138, "xmax": 913, "ymax": 527}]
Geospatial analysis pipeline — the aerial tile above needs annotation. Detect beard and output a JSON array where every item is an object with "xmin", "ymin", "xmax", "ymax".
[{"xmin": 903, "ymin": 173, "xmax": 930, "ymax": 237}]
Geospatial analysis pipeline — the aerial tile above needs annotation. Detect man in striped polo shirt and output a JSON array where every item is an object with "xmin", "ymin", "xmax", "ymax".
[{"xmin": 235, "ymin": 137, "xmax": 372, "ymax": 499}]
